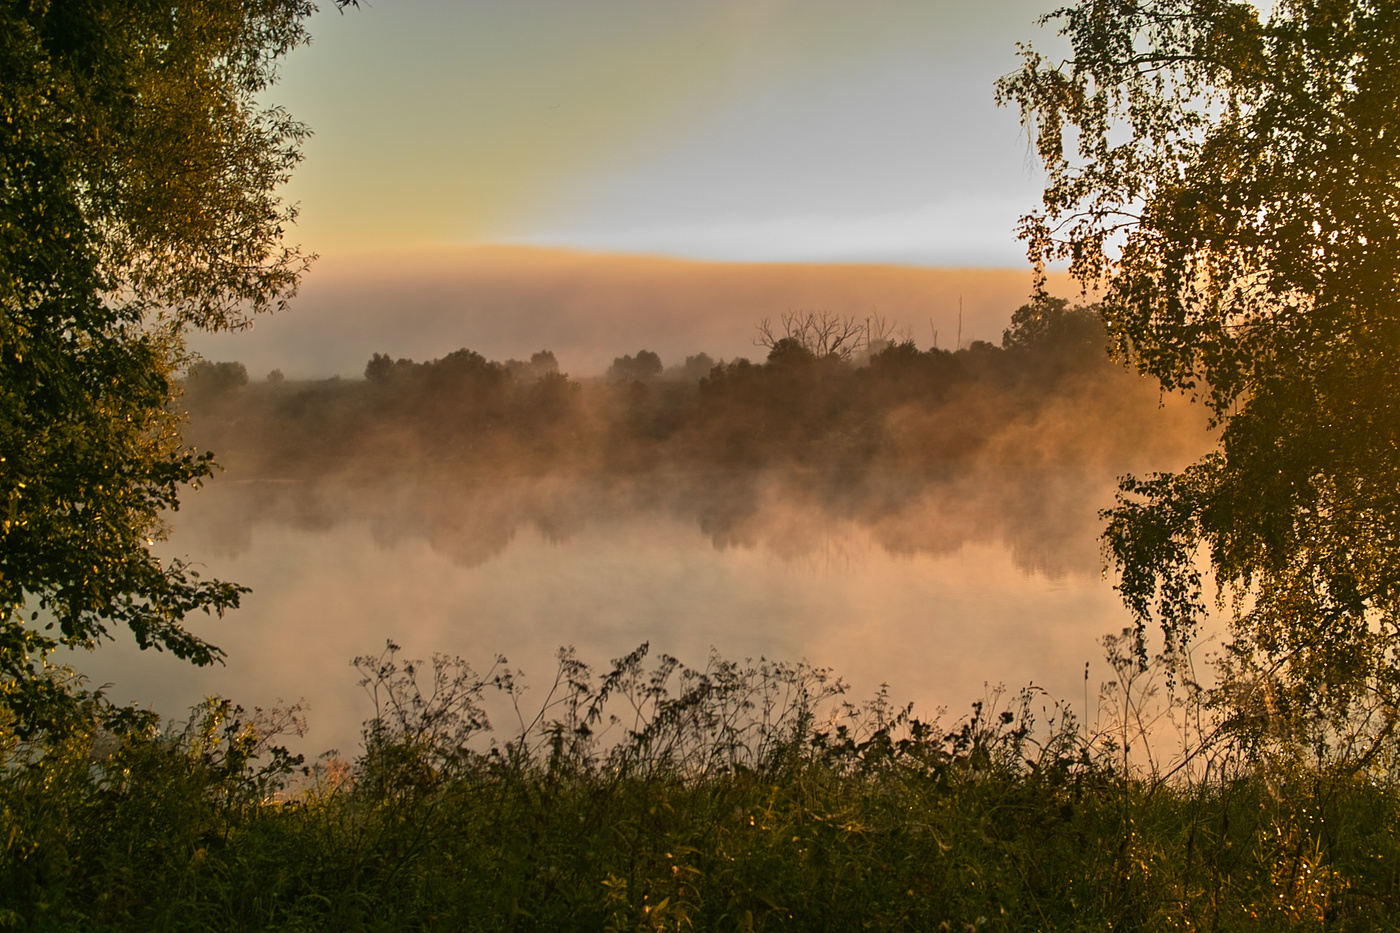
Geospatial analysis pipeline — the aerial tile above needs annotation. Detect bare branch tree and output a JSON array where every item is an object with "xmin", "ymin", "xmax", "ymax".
[{"xmin": 755, "ymin": 311, "xmax": 899, "ymax": 362}]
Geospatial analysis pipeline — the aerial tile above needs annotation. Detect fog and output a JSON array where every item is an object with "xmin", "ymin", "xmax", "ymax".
[
  {"xmin": 73, "ymin": 301, "xmax": 1216, "ymax": 758},
  {"xmin": 185, "ymin": 245, "xmax": 1077, "ymax": 379}
]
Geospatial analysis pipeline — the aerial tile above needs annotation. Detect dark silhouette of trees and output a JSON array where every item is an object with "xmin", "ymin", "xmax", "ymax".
[
  {"xmin": 694, "ymin": 341, "xmax": 862, "ymax": 466},
  {"xmin": 505, "ymin": 350, "xmax": 561, "ymax": 382},
  {"xmin": 863, "ymin": 342, "xmax": 958, "ymax": 406},
  {"xmin": 366, "ymin": 349, "xmax": 509, "ymax": 392},
  {"xmin": 526, "ymin": 370, "xmax": 580, "ymax": 422},
  {"xmin": 1001, "ymin": 298, "xmax": 1109, "ymax": 382},
  {"xmin": 668, "ymin": 353, "xmax": 716, "ymax": 383},
  {"xmin": 419, "ymin": 349, "xmax": 508, "ymax": 394},
  {"xmin": 1001, "ymin": 298, "xmax": 1103, "ymax": 355},
  {"xmin": 608, "ymin": 351, "xmax": 663, "ymax": 382},
  {"xmin": 190, "ymin": 315, "xmax": 1139, "ymax": 489},
  {"xmin": 764, "ymin": 338, "xmax": 818, "ymax": 371},
  {"xmin": 185, "ymin": 362, "xmax": 250, "ymax": 401},
  {"xmin": 1001, "ymin": 0, "xmax": 1400, "ymax": 732},
  {"xmin": 364, "ymin": 353, "xmax": 422, "ymax": 384},
  {"xmin": 365, "ymin": 353, "xmax": 395, "ymax": 383}
]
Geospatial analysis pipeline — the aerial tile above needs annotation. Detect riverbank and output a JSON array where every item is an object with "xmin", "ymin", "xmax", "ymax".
[{"xmin": 5, "ymin": 644, "xmax": 1397, "ymax": 931}]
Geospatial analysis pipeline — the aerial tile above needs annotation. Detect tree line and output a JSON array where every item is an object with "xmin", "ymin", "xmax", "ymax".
[{"xmin": 182, "ymin": 299, "xmax": 1139, "ymax": 481}]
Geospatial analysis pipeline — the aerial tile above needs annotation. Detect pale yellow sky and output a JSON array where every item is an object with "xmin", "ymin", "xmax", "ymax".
[{"xmin": 274, "ymin": 0, "xmax": 1060, "ymax": 265}]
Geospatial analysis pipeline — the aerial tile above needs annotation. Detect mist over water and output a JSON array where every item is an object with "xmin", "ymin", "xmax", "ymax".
[
  {"xmin": 73, "ymin": 310, "xmax": 1216, "ymax": 758},
  {"xmin": 72, "ymin": 472, "xmax": 1141, "ymax": 757},
  {"xmin": 185, "ymin": 247, "xmax": 1075, "ymax": 379}
]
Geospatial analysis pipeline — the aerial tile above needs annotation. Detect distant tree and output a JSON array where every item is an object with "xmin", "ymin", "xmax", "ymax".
[
  {"xmin": 755, "ymin": 312, "xmax": 900, "ymax": 362},
  {"xmin": 867, "ymin": 340, "xmax": 927, "ymax": 375},
  {"xmin": 865, "ymin": 341, "xmax": 958, "ymax": 404},
  {"xmin": 608, "ymin": 351, "xmax": 663, "ymax": 382},
  {"xmin": 185, "ymin": 361, "xmax": 250, "ymax": 400},
  {"xmin": 1001, "ymin": 0, "xmax": 1400, "ymax": 734},
  {"xmin": 764, "ymin": 338, "xmax": 818, "ymax": 370},
  {"xmin": 365, "ymin": 352, "xmax": 395, "ymax": 383},
  {"xmin": 530, "ymin": 350, "xmax": 560, "ymax": 375},
  {"xmin": 425, "ymin": 349, "xmax": 506, "ymax": 392},
  {"xmin": 1001, "ymin": 297, "xmax": 1105, "ymax": 354},
  {"xmin": 529, "ymin": 370, "xmax": 579, "ymax": 418},
  {"xmin": 365, "ymin": 353, "xmax": 417, "ymax": 384},
  {"xmin": 667, "ymin": 352, "xmax": 716, "ymax": 382},
  {"xmin": 757, "ymin": 311, "xmax": 852, "ymax": 361},
  {"xmin": 505, "ymin": 350, "xmax": 561, "ymax": 381},
  {"xmin": 267, "ymin": 369, "xmax": 286, "ymax": 384}
]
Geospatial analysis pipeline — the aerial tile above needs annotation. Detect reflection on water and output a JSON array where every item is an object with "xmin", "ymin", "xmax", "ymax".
[
  {"xmin": 68, "ymin": 468, "xmax": 1181, "ymax": 758},
  {"xmin": 189, "ymin": 468, "xmax": 1118, "ymax": 577}
]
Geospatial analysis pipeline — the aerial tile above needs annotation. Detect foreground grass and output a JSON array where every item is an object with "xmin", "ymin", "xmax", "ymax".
[{"xmin": 4, "ymin": 646, "xmax": 1400, "ymax": 931}]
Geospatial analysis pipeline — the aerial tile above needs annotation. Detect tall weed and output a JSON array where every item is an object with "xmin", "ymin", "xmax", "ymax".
[{"xmin": 4, "ymin": 641, "xmax": 1400, "ymax": 930}]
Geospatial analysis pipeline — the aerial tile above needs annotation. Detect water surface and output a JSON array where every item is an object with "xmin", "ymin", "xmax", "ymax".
[{"xmin": 71, "ymin": 469, "xmax": 1171, "ymax": 756}]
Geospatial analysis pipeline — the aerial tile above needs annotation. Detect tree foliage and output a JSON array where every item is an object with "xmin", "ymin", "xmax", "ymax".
[
  {"xmin": 1001, "ymin": 296, "xmax": 1106, "ymax": 356},
  {"xmin": 0, "ymin": 0, "xmax": 336, "ymax": 733},
  {"xmin": 607, "ymin": 350, "xmax": 664, "ymax": 383},
  {"xmin": 999, "ymin": 0, "xmax": 1400, "ymax": 731}
]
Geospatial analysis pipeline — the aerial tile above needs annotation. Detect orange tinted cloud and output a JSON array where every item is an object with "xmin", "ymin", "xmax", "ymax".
[{"xmin": 191, "ymin": 244, "xmax": 1077, "ymax": 378}]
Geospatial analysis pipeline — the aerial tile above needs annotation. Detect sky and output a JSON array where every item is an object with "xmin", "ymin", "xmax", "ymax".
[
  {"xmin": 277, "ymin": 0, "xmax": 1059, "ymax": 265},
  {"xmin": 196, "ymin": 0, "xmax": 1075, "ymax": 376}
]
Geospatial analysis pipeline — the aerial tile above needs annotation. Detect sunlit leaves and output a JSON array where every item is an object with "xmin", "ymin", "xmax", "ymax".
[
  {"xmin": 1002, "ymin": 0, "xmax": 1400, "ymax": 740},
  {"xmin": 0, "ymin": 0, "xmax": 316, "ymax": 734}
]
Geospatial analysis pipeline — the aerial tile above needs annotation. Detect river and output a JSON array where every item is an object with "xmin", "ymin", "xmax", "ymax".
[{"xmin": 66, "ymin": 465, "xmax": 1194, "ymax": 758}]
